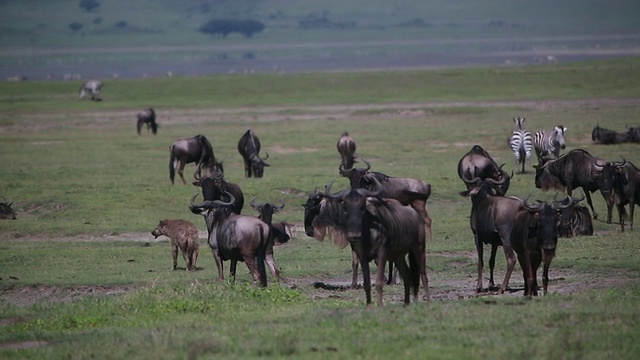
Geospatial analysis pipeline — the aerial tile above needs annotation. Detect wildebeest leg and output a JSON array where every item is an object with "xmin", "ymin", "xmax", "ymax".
[
  {"xmin": 541, "ymin": 249, "xmax": 556, "ymax": 295},
  {"xmin": 488, "ymin": 244, "xmax": 499, "ymax": 291},
  {"xmin": 530, "ymin": 251, "xmax": 542, "ymax": 296},
  {"xmin": 630, "ymin": 203, "xmax": 636, "ymax": 231},
  {"xmin": 475, "ymin": 236, "xmax": 485, "ymax": 292},
  {"xmin": 210, "ymin": 248, "xmax": 224, "ymax": 280},
  {"xmin": 618, "ymin": 203, "xmax": 626, "ymax": 232},
  {"xmin": 177, "ymin": 160, "xmax": 187, "ymax": 185},
  {"xmin": 517, "ymin": 251, "xmax": 534, "ymax": 297},
  {"xmin": 392, "ymin": 256, "xmax": 411, "ymax": 306},
  {"xmin": 171, "ymin": 243, "xmax": 179, "ymax": 270},
  {"xmin": 582, "ymin": 189, "xmax": 599, "ymax": 220},
  {"xmin": 264, "ymin": 250, "xmax": 280, "ymax": 282},
  {"xmin": 411, "ymin": 201, "xmax": 432, "ymax": 242},
  {"xmin": 243, "ymin": 159, "xmax": 251, "ymax": 178},
  {"xmin": 375, "ymin": 251, "xmax": 389, "ymax": 307},
  {"xmin": 350, "ymin": 250, "xmax": 359, "ymax": 289},
  {"xmin": 352, "ymin": 242, "xmax": 372, "ymax": 308},
  {"xmin": 230, "ymin": 260, "xmax": 238, "ymax": 283},
  {"xmin": 499, "ymin": 245, "xmax": 517, "ymax": 294}
]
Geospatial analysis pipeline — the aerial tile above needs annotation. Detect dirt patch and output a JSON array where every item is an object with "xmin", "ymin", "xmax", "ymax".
[{"xmin": 0, "ymin": 284, "xmax": 137, "ymax": 307}]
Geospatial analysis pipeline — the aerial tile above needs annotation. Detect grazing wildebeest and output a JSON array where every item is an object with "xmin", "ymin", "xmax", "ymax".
[
  {"xmin": 0, "ymin": 198, "xmax": 16, "ymax": 220},
  {"xmin": 533, "ymin": 125, "xmax": 567, "ymax": 162},
  {"xmin": 457, "ymin": 145, "xmax": 511, "ymax": 196},
  {"xmin": 190, "ymin": 193, "xmax": 278, "ymax": 287},
  {"xmin": 237, "ymin": 129, "xmax": 270, "ymax": 178},
  {"xmin": 534, "ymin": 149, "xmax": 613, "ymax": 220},
  {"xmin": 459, "ymin": 174, "xmax": 525, "ymax": 293},
  {"xmin": 308, "ymin": 180, "xmax": 429, "ymax": 307},
  {"xmin": 627, "ymin": 127, "xmax": 640, "ymax": 143},
  {"xmin": 250, "ymin": 197, "xmax": 291, "ymax": 245},
  {"xmin": 340, "ymin": 159, "xmax": 433, "ymax": 241},
  {"xmin": 151, "ymin": 219, "xmax": 200, "ymax": 271},
  {"xmin": 508, "ymin": 117, "xmax": 533, "ymax": 173},
  {"xmin": 510, "ymin": 196, "xmax": 568, "ymax": 296},
  {"xmin": 591, "ymin": 125, "xmax": 630, "ymax": 145},
  {"xmin": 611, "ymin": 159, "xmax": 640, "ymax": 231},
  {"xmin": 136, "ymin": 108, "xmax": 158, "ymax": 135},
  {"xmin": 169, "ymin": 135, "xmax": 215, "ymax": 185},
  {"xmin": 337, "ymin": 132, "xmax": 357, "ymax": 169},
  {"xmin": 78, "ymin": 80, "xmax": 103, "ymax": 101},
  {"xmin": 554, "ymin": 193, "xmax": 594, "ymax": 238}
]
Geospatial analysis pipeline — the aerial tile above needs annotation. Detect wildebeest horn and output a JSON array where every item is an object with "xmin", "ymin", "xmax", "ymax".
[
  {"xmin": 551, "ymin": 193, "xmax": 573, "ymax": 210},
  {"xmin": 522, "ymin": 195, "xmax": 543, "ymax": 212},
  {"xmin": 356, "ymin": 176, "xmax": 382, "ymax": 197},
  {"xmin": 361, "ymin": 159, "xmax": 371, "ymax": 172},
  {"xmin": 320, "ymin": 180, "xmax": 350, "ymax": 200},
  {"xmin": 339, "ymin": 162, "xmax": 352, "ymax": 174},
  {"xmin": 249, "ymin": 196, "xmax": 264, "ymax": 210},
  {"xmin": 275, "ymin": 199, "xmax": 285, "ymax": 211},
  {"xmin": 461, "ymin": 171, "xmax": 482, "ymax": 185},
  {"xmin": 190, "ymin": 192, "xmax": 235, "ymax": 209}
]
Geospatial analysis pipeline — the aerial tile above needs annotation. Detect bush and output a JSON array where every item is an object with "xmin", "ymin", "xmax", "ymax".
[
  {"xmin": 78, "ymin": 0, "xmax": 100, "ymax": 13},
  {"xmin": 69, "ymin": 22, "xmax": 83, "ymax": 33},
  {"xmin": 199, "ymin": 19, "xmax": 265, "ymax": 38}
]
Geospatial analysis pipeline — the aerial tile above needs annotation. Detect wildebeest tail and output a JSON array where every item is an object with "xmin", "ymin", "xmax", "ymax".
[
  {"xmin": 257, "ymin": 226, "xmax": 268, "ymax": 287},
  {"xmin": 169, "ymin": 145, "xmax": 176, "ymax": 184},
  {"xmin": 408, "ymin": 252, "xmax": 420, "ymax": 298}
]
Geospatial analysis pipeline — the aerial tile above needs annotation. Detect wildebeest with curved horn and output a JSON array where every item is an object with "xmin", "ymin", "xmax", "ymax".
[
  {"xmin": 553, "ymin": 193, "xmax": 593, "ymax": 238},
  {"xmin": 78, "ymin": 80, "xmax": 102, "ymax": 101},
  {"xmin": 137, "ymin": 108, "xmax": 158, "ymax": 135},
  {"xmin": 250, "ymin": 197, "xmax": 291, "ymax": 245},
  {"xmin": 238, "ymin": 129, "xmax": 270, "ymax": 178},
  {"xmin": 0, "ymin": 197, "xmax": 16, "ymax": 220},
  {"xmin": 457, "ymin": 145, "xmax": 511, "ymax": 196},
  {"xmin": 534, "ymin": 149, "xmax": 613, "ymax": 220},
  {"xmin": 592, "ymin": 125, "xmax": 630, "ymax": 145},
  {"xmin": 169, "ymin": 134, "xmax": 215, "ymax": 185},
  {"xmin": 611, "ymin": 159, "xmax": 640, "ymax": 231},
  {"xmin": 190, "ymin": 192, "xmax": 278, "ymax": 287},
  {"xmin": 337, "ymin": 132, "xmax": 357, "ymax": 169},
  {"xmin": 340, "ymin": 159, "xmax": 433, "ymax": 242},
  {"xmin": 192, "ymin": 163, "xmax": 243, "ymax": 215},
  {"xmin": 307, "ymin": 180, "xmax": 429, "ymax": 307}
]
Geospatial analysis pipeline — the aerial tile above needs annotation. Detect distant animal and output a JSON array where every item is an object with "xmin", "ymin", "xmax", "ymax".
[
  {"xmin": 510, "ymin": 196, "xmax": 568, "ymax": 296},
  {"xmin": 250, "ymin": 197, "xmax": 291, "ymax": 245},
  {"xmin": 627, "ymin": 127, "xmax": 640, "ymax": 143},
  {"xmin": 534, "ymin": 149, "xmax": 613, "ymax": 220},
  {"xmin": 190, "ymin": 192, "xmax": 278, "ymax": 286},
  {"xmin": 237, "ymin": 129, "xmax": 270, "ymax": 178},
  {"xmin": 533, "ymin": 125, "xmax": 567, "ymax": 162},
  {"xmin": 591, "ymin": 125, "xmax": 630, "ymax": 145},
  {"xmin": 151, "ymin": 219, "xmax": 200, "ymax": 271},
  {"xmin": 611, "ymin": 159, "xmax": 640, "ymax": 231},
  {"xmin": 508, "ymin": 117, "xmax": 533, "ymax": 173},
  {"xmin": 169, "ymin": 135, "xmax": 215, "ymax": 185},
  {"xmin": 459, "ymin": 174, "xmax": 524, "ymax": 293},
  {"xmin": 337, "ymin": 132, "xmax": 357, "ymax": 169},
  {"xmin": 457, "ymin": 145, "xmax": 511, "ymax": 196},
  {"xmin": 136, "ymin": 108, "xmax": 158, "ymax": 135},
  {"xmin": 553, "ymin": 194, "xmax": 593, "ymax": 238},
  {"xmin": 0, "ymin": 198, "xmax": 16, "ymax": 220},
  {"xmin": 78, "ymin": 80, "xmax": 103, "ymax": 101}
]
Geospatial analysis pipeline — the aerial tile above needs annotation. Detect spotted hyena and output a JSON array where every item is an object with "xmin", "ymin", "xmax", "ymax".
[{"xmin": 151, "ymin": 219, "xmax": 200, "ymax": 271}]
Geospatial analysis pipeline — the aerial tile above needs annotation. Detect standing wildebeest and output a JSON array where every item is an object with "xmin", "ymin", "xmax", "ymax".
[
  {"xmin": 169, "ymin": 135, "xmax": 215, "ymax": 185},
  {"xmin": 0, "ymin": 198, "xmax": 16, "ymax": 220},
  {"xmin": 237, "ymin": 129, "xmax": 270, "ymax": 178},
  {"xmin": 337, "ymin": 132, "xmax": 357, "ymax": 169},
  {"xmin": 592, "ymin": 125, "xmax": 630, "ymax": 145},
  {"xmin": 308, "ymin": 181, "xmax": 428, "ymax": 307},
  {"xmin": 533, "ymin": 125, "xmax": 567, "ymax": 162},
  {"xmin": 554, "ymin": 193, "xmax": 594, "ymax": 238},
  {"xmin": 534, "ymin": 149, "xmax": 613, "ymax": 220},
  {"xmin": 151, "ymin": 219, "xmax": 200, "ymax": 271},
  {"xmin": 78, "ymin": 80, "xmax": 102, "ymax": 101},
  {"xmin": 340, "ymin": 159, "xmax": 433, "ymax": 241},
  {"xmin": 137, "ymin": 108, "xmax": 158, "ymax": 135},
  {"xmin": 457, "ymin": 145, "xmax": 511, "ymax": 196},
  {"xmin": 611, "ymin": 159, "xmax": 640, "ymax": 231},
  {"xmin": 508, "ymin": 117, "xmax": 533, "ymax": 173},
  {"xmin": 511, "ymin": 196, "xmax": 568, "ymax": 296},
  {"xmin": 460, "ymin": 174, "xmax": 525, "ymax": 293},
  {"xmin": 190, "ymin": 193, "xmax": 278, "ymax": 287},
  {"xmin": 193, "ymin": 167, "xmax": 244, "ymax": 215},
  {"xmin": 250, "ymin": 197, "xmax": 291, "ymax": 245}
]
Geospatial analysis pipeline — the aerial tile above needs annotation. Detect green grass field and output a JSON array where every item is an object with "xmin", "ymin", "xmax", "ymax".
[{"xmin": 1, "ymin": 58, "xmax": 640, "ymax": 358}]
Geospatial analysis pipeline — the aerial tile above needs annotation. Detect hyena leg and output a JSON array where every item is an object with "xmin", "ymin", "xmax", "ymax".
[{"xmin": 171, "ymin": 242, "xmax": 179, "ymax": 270}]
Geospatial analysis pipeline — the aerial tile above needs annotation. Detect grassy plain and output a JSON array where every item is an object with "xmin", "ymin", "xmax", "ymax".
[{"xmin": 1, "ymin": 58, "xmax": 640, "ymax": 358}]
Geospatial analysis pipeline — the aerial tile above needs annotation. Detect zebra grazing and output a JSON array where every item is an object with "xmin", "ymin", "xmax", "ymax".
[
  {"xmin": 534, "ymin": 125, "xmax": 567, "ymax": 163},
  {"xmin": 78, "ymin": 80, "xmax": 103, "ymax": 101},
  {"xmin": 509, "ymin": 117, "xmax": 533, "ymax": 173}
]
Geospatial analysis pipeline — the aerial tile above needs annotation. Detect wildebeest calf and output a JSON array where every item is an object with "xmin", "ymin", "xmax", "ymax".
[{"xmin": 151, "ymin": 219, "xmax": 200, "ymax": 271}]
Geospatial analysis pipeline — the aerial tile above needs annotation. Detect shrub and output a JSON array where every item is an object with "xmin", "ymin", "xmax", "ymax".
[
  {"xmin": 199, "ymin": 19, "xmax": 265, "ymax": 39},
  {"xmin": 78, "ymin": 0, "xmax": 100, "ymax": 13}
]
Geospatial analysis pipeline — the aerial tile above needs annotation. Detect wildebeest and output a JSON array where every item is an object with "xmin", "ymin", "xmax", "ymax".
[
  {"xmin": 0, "ymin": 198, "xmax": 16, "ymax": 220},
  {"xmin": 460, "ymin": 174, "xmax": 525, "ymax": 293},
  {"xmin": 611, "ymin": 159, "xmax": 640, "ymax": 231},
  {"xmin": 190, "ymin": 192, "xmax": 278, "ymax": 287},
  {"xmin": 627, "ymin": 127, "xmax": 640, "ymax": 143},
  {"xmin": 457, "ymin": 145, "xmax": 511, "ymax": 196},
  {"xmin": 151, "ymin": 219, "xmax": 200, "ymax": 271},
  {"xmin": 554, "ymin": 193, "xmax": 594, "ymax": 238},
  {"xmin": 250, "ymin": 197, "xmax": 291, "ymax": 245},
  {"xmin": 534, "ymin": 149, "xmax": 613, "ymax": 220},
  {"xmin": 337, "ymin": 132, "xmax": 357, "ymax": 169},
  {"xmin": 510, "ymin": 196, "xmax": 568, "ymax": 296},
  {"xmin": 340, "ymin": 159, "xmax": 433, "ymax": 241},
  {"xmin": 136, "ymin": 108, "xmax": 158, "ymax": 135},
  {"xmin": 193, "ymin": 167, "xmax": 244, "ymax": 215},
  {"xmin": 78, "ymin": 80, "xmax": 102, "ymax": 101},
  {"xmin": 591, "ymin": 125, "xmax": 630, "ymax": 145},
  {"xmin": 237, "ymin": 129, "xmax": 270, "ymax": 178},
  {"xmin": 307, "ymin": 180, "xmax": 428, "ymax": 307},
  {"xmin": 169, "ymin": 135, "xmax": 215, "ymax": 185}
]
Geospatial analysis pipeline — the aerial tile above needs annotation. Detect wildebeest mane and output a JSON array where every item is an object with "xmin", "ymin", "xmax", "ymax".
[{"xmin": 311, "ymin": 198, "xmax": 350, "ymax": 249}]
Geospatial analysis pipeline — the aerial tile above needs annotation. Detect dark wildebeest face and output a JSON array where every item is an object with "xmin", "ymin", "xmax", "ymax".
[
  {"xmin": 250, "ymin": 154, "xmax": 270, "ymax": 178},
  {"xmin": 0, "ymin": 199, "xmax": 16, "ymax": 220},
  {"xmin": 457, "ymin": 145, "xmax": 511, "ymax": 196},
  {"xmin": 250, "ymin": 196, "xmax": 285, "ymax": 225},
  {"xmin": 339, "ymin": 159, "xmax": 371, "ymax": 190},
  {"xmin": 302, "ymin": 188, "xmax": 325, "ymax": 237}
]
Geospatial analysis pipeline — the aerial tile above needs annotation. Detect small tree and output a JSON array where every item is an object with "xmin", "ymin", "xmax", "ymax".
[
  {"xmin": 200, "ymin": 19, "xmax": 265, "ymax": 39},
  {"xmin": 79, "ymin": 0, "xmax": 100, "ymax": 13},
  {"xmin": 69, "ymin": 22, "xmax": 83, "ymax": 33}
]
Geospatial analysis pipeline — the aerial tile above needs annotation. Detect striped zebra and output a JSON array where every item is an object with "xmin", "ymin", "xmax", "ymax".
[
  {"xmin": 78, "ymin": 80, "xmax": 103, "ymax": 101},
  {"xmin": 509, "ymin": 117, "xmax": 533, "ymax": 173},
  {"xmin": 534, "ymin": 125, "xmax": 567, "ymax": 163}
]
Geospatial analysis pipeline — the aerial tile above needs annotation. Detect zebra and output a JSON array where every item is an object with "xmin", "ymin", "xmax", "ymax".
[
  {"xmin": 509, "ymin": 117, "xmax": 533, "ymax": 173},
  {"xmin": 78, "ymin": 80, "xmax": 103, "ymax": 101},
  {"xmin": 534, "ymin": 125, "xmax": 567, "ymax": 163}
]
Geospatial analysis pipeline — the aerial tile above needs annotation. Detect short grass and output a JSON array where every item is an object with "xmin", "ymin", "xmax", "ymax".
[{"xmin": 1, "ymin": 58, "xmax": 640, "ymax": 358}]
